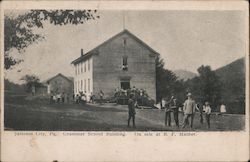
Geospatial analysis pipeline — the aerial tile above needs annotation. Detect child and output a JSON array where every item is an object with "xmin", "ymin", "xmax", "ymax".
[
  {"xmin": 203, "ymin": 101, "xmax": 212, "ymax": 129},
  {"xmin": 76, "ymin": 94, "xmax": 79, "ymax": 104},
  {"xmin": 56, "ymin": 93, "xmax": 61, "ymax": 103},
  {"xmin": 99, "ymin": 90, "xmax": 104, "ymax": 104},
  {"xmin": 61, "ymin": 92, "xmax": 65, "ymax": 103}
]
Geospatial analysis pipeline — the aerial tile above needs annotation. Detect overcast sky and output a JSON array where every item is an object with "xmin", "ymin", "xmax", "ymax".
[{"xmin": 5, "ymin": 10, "xmax": 246, "ymax": 84}]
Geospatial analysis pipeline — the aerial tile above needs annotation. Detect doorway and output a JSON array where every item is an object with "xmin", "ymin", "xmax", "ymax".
[{"xmin": 120, "ymin": 81, "xmax": 130, "ymax": 90}]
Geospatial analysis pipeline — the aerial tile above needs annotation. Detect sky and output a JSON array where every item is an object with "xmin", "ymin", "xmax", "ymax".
[{"xmin": 5, "ymin": 10, "xmax": 246, "ymax": 84}]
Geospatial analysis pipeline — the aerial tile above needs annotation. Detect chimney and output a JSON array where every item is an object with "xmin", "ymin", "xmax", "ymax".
[{"xmin": 81, "ymin": 49, "xmax": 84, "ymax": 56}]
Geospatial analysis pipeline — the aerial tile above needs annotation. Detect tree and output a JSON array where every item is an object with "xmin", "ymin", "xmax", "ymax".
[
  {"xmin": 156, "ymin": 56, "xmax": 185, "ymax": 103},
  {"xmin": 20, "ymin": 74, "xmax": 41, "ymax": 94},
  {"xmin": 4, "ymin": 10, "xmax": 99, "ymax": 69},
  {"xmin": 187, "ymin": 65, "xmax": 222, "ymax": 107}
]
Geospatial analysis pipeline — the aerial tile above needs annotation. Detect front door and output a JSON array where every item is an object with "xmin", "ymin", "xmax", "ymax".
[{"xmin": 121, "ymin": 81, "xmax": 130, "ymax": 90}]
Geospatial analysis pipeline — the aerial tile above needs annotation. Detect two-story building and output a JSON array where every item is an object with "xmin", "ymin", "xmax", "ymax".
[{"xmin": 71, "ymin": 29, "xmax": 159, "ymax": 101}]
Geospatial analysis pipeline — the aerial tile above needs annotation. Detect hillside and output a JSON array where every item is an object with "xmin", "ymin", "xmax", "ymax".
[
  {"xmin": 214, "ymin": 57, "xmax": 245, "ymax": 114},
  {"xmin": 173, "ymin": 69, "xmax": 197, "ymax": 81},
  {"xmin": 215, "ymin": 57, "xmax": 245, "ymax": 83}
]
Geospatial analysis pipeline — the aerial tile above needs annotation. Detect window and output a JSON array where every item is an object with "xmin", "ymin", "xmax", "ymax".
[
  {"xmin": 81, "ymin": 63, "xmax": 83, "ymax": 73},
  {"xmin": 81, "ymin": 80, "xmax": 83, "ymax": 91},
  {"xmin": 77, "ymin": 81, "xmax": 80, "ymax": 92},
  {"xmin": 76, "ymin": 64, "xmax": 78, "ymax": 75},
  {"xmin": 88, "ymin": 79, "xmax": 90, "ymax": 92},
  {"xmin": 77, "ymin": 64, "xmax": 78, "ymax": 75},
  {"xmin": 121, "ymin": 81, "xmax": 130, "ymax": 90},
  {"xmin": 78, "ymin": 64, "xmax": 80, "ymax": 74},
  {"xmin": 122, "ymin": 56, "xmax": 128, "ymax": 71},
  {"xmin": 84, "ymin": 61, "xmax": 86, "ymax": 72},
  {"xmin": 75, "ymin": 81, "xmax": 77, "ymax": 93},
  {"xmin": 84, "ymin": 79, "xmax": 86, "ymax": 92},
  {"xmin": 123, "ymin": 38, "xmax": 127, "ymax": 46},
  {"xmin": 88, "ymin": 59, "xmax": 90, "ymax": 71},
  {"xmin": 77, "ymin": 81, "xmax": 78, "ymax": 92}
]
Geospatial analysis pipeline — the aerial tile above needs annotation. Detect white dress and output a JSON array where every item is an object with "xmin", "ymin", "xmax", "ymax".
[{"xmin": 220, "ymin": 104, "xmax": 226, "ymax": 113}]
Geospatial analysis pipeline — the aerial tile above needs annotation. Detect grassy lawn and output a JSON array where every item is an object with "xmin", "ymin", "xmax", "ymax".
[{"xmin": 4, "ymin": 95, "xmax": 245, "ymax": 131}]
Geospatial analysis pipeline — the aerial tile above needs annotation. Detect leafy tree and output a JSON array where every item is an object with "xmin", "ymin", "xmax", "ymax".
[
  {"xmin": 4, "ymin": 79, "xmax": 26, "ymax": 93},
  {"xmin": 4, "ymin": 10, "xmax": 99, "ymax": 69},
  {"xmin": 156, "ymin": 56, "xmax": 185, "ymax": 103},
  {"xmin": 187, "ymin": 65, "xmax": 222, "ymax": 107},
  {"xmin": 20, "ymin": 74, "xmax": 41, "ymax": 93}
]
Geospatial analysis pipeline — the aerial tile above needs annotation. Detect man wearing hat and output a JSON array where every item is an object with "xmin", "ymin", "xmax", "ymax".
[
  {"xmin": 203, "ymin": 101, "xmax": 212, "ymax": 129},
  {"xmin": 164, "ymin": 97, "xmax": 172, "ymax": 127},
  {"xmin": 169, "ymin": 95, "xmax": 180, "ymax": 127},
  {"xmin": 182, "ymin": 92, "xmax": 196, "ymax": 128}
]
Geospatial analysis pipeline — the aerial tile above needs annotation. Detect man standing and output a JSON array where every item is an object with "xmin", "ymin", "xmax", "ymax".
[
  {"xmin": 220, "ymin": 101, "xmax": 227, "ymax": 114},
  {"xmin": 72, "ymin": 92, "xmax": 75, "ymax": 101},
  {"xmin": 161, "ymin": 97, "xmax": 166, "ymax": 109},
  {"xmin": 50, "ymin": 92, "xmax": 54, "ymax": 104},
  {"xmin": 114, "ymin": 87, "xmax": 119, "ymax": 104},
  {"xmin": 203, "ymin": 101, "xmax": 212, "ymax": 129},
  {"xmin": 57, "ymin": 93, "xmax": 61, "ymax": 103},
  {"xmin": 182, "ymin": 93, "xmax": 196, "ymax": 129},
  {"xmin": 169, "ymin": 95, "xmax": 180, "ymax": 127},
  {"xmin": 61, "ymin": 92, "xmax": 65, "ymax": 103},
  {"xmin": 196, "ymin": 102, "xmax": 203, "ymax": 124},
  {"xmin": 75, "ymin": 94, "xmax": 79, "ymax": 104},
  {"xmin": 128, "ymin": 94, "xmax": 136, "ymax": 128},
  {"xmin": 164, "ymin": 97, "xmax": 172, "ymax": 127},
  {"xmin": 99, "ymin": 90, "xmax": 104, "ymax": 104},
  {"xmin": 66, "ymin": 93, "xmax": 70, "ymax": 103},
  {"xmin": 89, "ymin": 92, "xmax": 94, "ymax": 103}
]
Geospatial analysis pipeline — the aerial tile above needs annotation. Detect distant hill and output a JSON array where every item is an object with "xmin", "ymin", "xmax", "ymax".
[
  {"xmin": 214, "ymin": 57, "xmax": 245, "ymax": 114},
  {"xmin": 173, "ymin": 69, "xmax": 197, "ymax": 81},
  {"xmin": 215, "ymin": 57, "xmax": 245, "ymax": 82}
]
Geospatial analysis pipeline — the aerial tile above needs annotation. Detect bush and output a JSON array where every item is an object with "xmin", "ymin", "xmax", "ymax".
[{"xmin": 226, "ymin": 100, "xmax": 245, "ymax": 114}]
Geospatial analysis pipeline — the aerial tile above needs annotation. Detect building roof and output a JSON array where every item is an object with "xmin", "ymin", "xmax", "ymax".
[
  {"xmin": 45, "ymin": 73, "xmax": 73, "ymax": 84},
  {"xmin": 67, "ymin": 76, "xmax": 74, "ymax": 82},
  {"xmin": 71, "ymin": 29, "xmax": 160, "ymax": 65}
]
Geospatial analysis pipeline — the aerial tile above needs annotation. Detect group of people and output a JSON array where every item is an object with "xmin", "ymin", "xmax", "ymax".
[
  {"xmin": 162, "ymin": 92, "xmax": 226, "ymax": 129},
  {"xmin": 73, "ymin": 91, "xmax": 92, "ymax": 104},
  {"xmin": 127, "ymin": 92, "xmax": 227, "ymax": 129},
  {"xmin": 50, "ymin": 92, "xmax": 70, "ymax": 104},
  {"xmin": 74, "ymin": 92, "xmax": 87, "ymax": 104},
  {"xmin": 73, "ymin": 90, "xmax": 104, "ymax": 104},
  {"xmin": 115, "ymin": 86, "xmax": 150, "ymax": 106},
  {"xmin": 180, "ymin": 93, "xmax": 212, "ymax": 129}
]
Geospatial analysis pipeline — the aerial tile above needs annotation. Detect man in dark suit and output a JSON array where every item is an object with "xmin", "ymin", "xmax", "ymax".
[
  {"xmin": 164, "ymin": 97, "xmax": 172, "ymax": 127},
  {"xmin": 169, "ymin": 95, "xmax": 180, "ymax": 127},
  {"xmin": 128, "ymin": 94, "xmax": 136, "ymax": 128}
]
